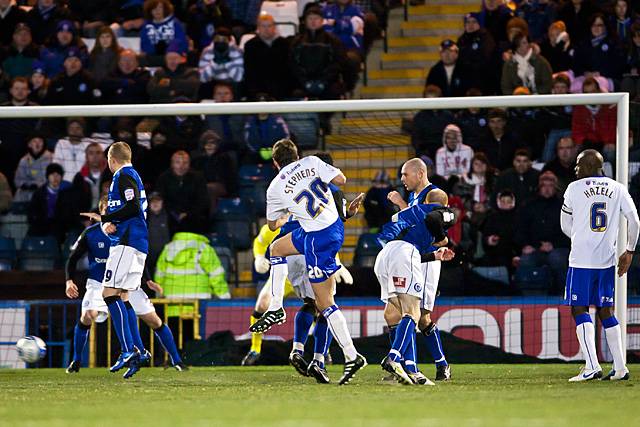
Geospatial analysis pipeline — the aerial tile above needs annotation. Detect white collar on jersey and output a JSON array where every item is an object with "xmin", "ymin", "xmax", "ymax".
[{"xmin": 113, "ymin": 163, "xmax": 133, "ymax": 175}]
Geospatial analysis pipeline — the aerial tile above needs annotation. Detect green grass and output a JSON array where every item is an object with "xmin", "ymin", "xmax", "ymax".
[{"xmin": 0, "ymin": 364, "xmax": 638, "ymax": 427}]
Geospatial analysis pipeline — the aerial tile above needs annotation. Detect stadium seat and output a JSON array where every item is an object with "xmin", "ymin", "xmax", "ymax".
[
  {"xmin": 214, "ymin": 199, "xmax": 256, "ymax": 251},
  {"xmin": 0, "ymin": 213, "xmax": 29, "ymax": 250},
  {"xmin": 353, "ymin": 233, "xmax": 382, "ymax": 268},
  {"xmin": 0, "ymin": 236, "xmax": 17, "ymax": 270},
  {"xmin": 514, "ymin": 266, "xmax": 552, "ymax": 296},
  {"xmin": 238, "ymin": 164, "xmax": 275, "ymax": 183},
  {"xmin": 283, "ymin": 112, "xmax": 320, "ymax": 149},
  {"xmin": 19, "ymin": 236, "xmax": 61, "ymax": 271},
  {"xmin": 260, "ymin": 1, "xmax": 299, "ymax": 37},
  {"xmin": 208, "ymin": 233, "xmax": 237, "ymax": 284}
]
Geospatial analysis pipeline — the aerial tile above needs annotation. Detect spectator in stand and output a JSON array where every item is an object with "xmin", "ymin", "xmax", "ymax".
[
  {"xmin": 514, "ymin": 0, "xmax": 557, "ymax": 44},
  {"xmin": 557, "ymin": 0, "xmax": 597, "ymax": 46},
  {"xmin": 456, "ymin": 152, "xmax": 495, "ymax": 209},
  {"xmin": 501, "ymin": 33, "xmax": 553, "ymax": 95},
  {"xmin": 186, "ymin": 0, "xmax": 233, "ymax": 53},
  {"xmin": 457, "ymin": 13, "xmax": 498, "ymax": 95},
  {"xmin": 478, "ymin": 189, "xmax": 517, "ymax": 271},
  {"xmin": 71, "ymin": 142, "xmax": 107, "ymax": 212},
  {"xmin": 610, "ymin": 0, "xmax": 632, "ymax": 45},
  {"xmin": 243, "ymin": 13, "xmax": 292, "ymax": 100},
  {"xmin": 539, "ymin": 74, "xmax": 573, "ymax": 162},
  {"xmin": 290, "ymin": 6, "xmax": 349, "ymax": 100},
  {"xmin": 28, "ymin": 61, "xmax": 49, "ymax": 105},
  {"xmin": 153, "ymin": 98, "xmax": 206, "ymax": 153},
  {"xmin": 539, "ymin": 21, "xmax": 572, "ymax": 73},
  {"xmin": 455, "ymin": 88, "xmax": 489, "ymax": 150},
  {"xmin": 111, "ymin": 0, "xmax": 145, "ymax": 37},
  {"xmin": 243, "ymin": 95, "xmax": 290, "ymax": 161},
  {"xmin": 27, "ymin": 0, "xmax": 74, "ymax": 46},
  {"xmin": 227, "ymin": 0, "xmax": 262, "ymax": 38},
  {"xmin": 39, "ymin": 20, "xmax": 88, "ymax": 78},
  {"xmin": 101, "ymin": 49, "xmax": 151, "ymax": 105},
  {"xmin": 0, "ymin": 0, "xmax": 28, "ymax": 46},
  {"xmin": 147, "ymin": 41, "xmax": 200, "ymax": 103},
  {"xmin": 202, "ymin": 81, "xmax": 244, "ymax": 151},
  {"xmin": 191, "ymin": 130, "xmax": 238, "ymax": 213},
  {"xmin": 140, "ymin": 0, "xmax": 188, "ymax": 67},
  {"xmin": 363, "ymin": 170, "xmax": 395, "ymax": 231},
  {"xmin": 88, "ymin": 26, "xmax": 121, "ymax": 83},
  {"xmin": 14, "ymin": 133, "xmax": 52, "ymax": 203},
  {"xmin": 198, "ymin": 26, "xmax": 244, "ymax": 84},
  {"xmin": 411, "ymin": 85, "xmax": 456, "ymax": 158},
  {"xmin": 67, "ymin": 0, "xmax": 113, "ymax": 37},
  {"xmin": 435, "ymin": 124, "xmax": 473, "ymax": 182},
  {"xmin": 1, "ymin": 23, "xmax": 40, "ymax": 79},
  {"xmin": 322, "ymin": 0, "xmax": 365, "ymax": 92},
  {"xmin": 146, "ymin": 191, "xmax": 170, "ymax": 275},
  {"xmin": 44, "ymin": 47, "xmax": 100, "ymax": 107},
  {"xmin": 53, "ymin": 118, "xmax": 107, "ymax": 182},
  {"xmin": 514, "ymin": 171, "xmax": 570, "ymax": 293},
  {"xmin": 478, "ymin": 108, "xmax": 522, "ymax": 170},
  {"xmin": 426, "ymin": 39, "xmax": 471, "ymax": 97},
  {"xmin": 0, "ymin": 77, "xmax": 41, "ymax": 186},
  {"xmin": 140, "ymin": 128, "xmax": 173, "ymax": 188},
  {"xmin": 156, "ymin": 150, "xmax": 210, "ymax": 234},
  {"xmin": 352, "ymin": 0, "xmax": 387, "ymax": 53},
  {"xmin": 571, "ymin": 77, "xmax": 617, "ymax": 161},
  {"xmin": 27, "ymin": 162, "xmax": 74, "ymax": 242},
  {"xmin": 478, "ymin": 0, "xmax": 513, "ymax": 45},
  {"xmin": 493, "ymin": 148, "xmax": 539, "ymax": 207},
  {"xmin": 542, "ymin": 136, "xmax": 577, "ymax": 194},
  {"xmin": 621, "ymin": 23, "xmax": 640, "ymax": 101}
]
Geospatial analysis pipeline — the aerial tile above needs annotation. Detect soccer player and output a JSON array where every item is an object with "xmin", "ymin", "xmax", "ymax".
[
  {"xmin": 560, "ymin": 149, "xmax": 639, "ymax": 381},
  {"xmin": 81, "ymin": 142, "xmax": 148, "ymax": 379},
  {"xmin": 375, "ymin": 194, "xmax": 455, "ymax": 385},
  {"xmin": 386, "ymin": 158, "xmax": 452, "ymax": 381},
  {"xmin": 250, "ymin": 139, "xmax": 367, "ymax": 384},
  {"xmin": 65, "ymin": 198, "xmax": 186, "ymax": 373}
]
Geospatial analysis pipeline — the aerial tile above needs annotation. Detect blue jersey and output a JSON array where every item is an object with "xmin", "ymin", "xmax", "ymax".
[
  {"xmin": 103, "ymin": 165, "xmax": 148, "ymax": 253},
  {"xmin": 65, "ymin": 223, "xmax": 110, "ymax": 283},
  {"xmin": 378, "ymin": 204, "xmax": 443, "ymax": 253},
  {"xmin": 408, "ymin": 184, "xmax": 439, "ymax": 252}
]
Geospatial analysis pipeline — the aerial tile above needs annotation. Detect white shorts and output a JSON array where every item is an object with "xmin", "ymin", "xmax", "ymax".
[
  {"xmin": 128, "ymin": 288, "xmax": 156, "ymax": 316},
  {"xmin": 81, "ymin": 279, "xmax": 108, "ymax": 323},
  {"xmin": 422, "ymin": 260, "xmax": 441, "ymax": 311},
  {"xmin": 103, "ymin": 245, "xmax": 146, "ymax": 291},
  {"xmin": 374, "ymin": 241, "xmax": 425, "ymax": 304},
  {"xmin": 287, "ymin": 255, "xmax": 336, "ymax": 300}
]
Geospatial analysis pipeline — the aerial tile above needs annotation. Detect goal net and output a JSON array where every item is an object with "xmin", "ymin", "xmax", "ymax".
[{"xmin": 0, "ymin": 93, "xmax": 635, "ymax": 368}]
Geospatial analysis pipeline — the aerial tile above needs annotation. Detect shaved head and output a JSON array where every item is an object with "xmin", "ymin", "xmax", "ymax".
[
  {"xmin": 401, "ymin": 158, "xmax": 429, "ymax": 192},
  {"xmin": 404, "ymin": 158, "xmax": 427, "ymax": 174},
  {"xmin": 575, "ymin": 149, "xmax": 604, "ymax": 179},
  {"xmin": 426, "ymin": 188, "xmax": 449, "ymax": 206}
]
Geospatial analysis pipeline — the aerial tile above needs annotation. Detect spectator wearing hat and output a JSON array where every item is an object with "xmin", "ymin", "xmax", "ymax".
[
  {"xmin": 514, "ymin": 170, "xmax": 570, "ymax": 293},
  {"xmin": 186, "ymin": 0, "xmax": 233, "ymax": 53},
  {"xmin": 148, "ymin": 41, "xmax": 200, "ymax": 103},
  {"xmin": 14, "ymin": 133, "xmax": 52, "ymax": 203},
  {"xmin": 425, "ymin": 39, "xmax": 471, "ymax": 98},
  {"xmin": 243, "ymin": 13, "xmax": 292, "ymax": 100},
  {"xmin": 26, "ymin": 0, "xmax": 74, "ymax": 46},
  {"xmin": 100, "ymin": 49, "xmax": 151, "ymax": 105},
  {"xmin": 514, "ymin": 0, "xmax": 556, "ymax": 45},
  {"xmin": 501, "ymin": 32, "xmax": 552, "ymax": 95},
  {"xmin": 146, "ymin": 191, "xmax": 170, "ymax": 275},
  {"xmin": 28, "ymin": 61, "xmax": 49, "ymax": 105},
  {"xmin": 44, "ymin": 46, "xmax": 100, "ymax": 106},
  {"xmin": 492, "ymin": 148, "xmax": 539, "ymax": 208},
  {"xmin": 1, "ymin": 23, "xmax": 41, "ymax": 79},
  {"xmin": 243, "ymin": 96, "xmax": 290, "ymax": 161},
  {"xmin": 457, "ymin": 13, "xmax": 498, "ymax": 95},
  {"xmin": 88, "ymin": 26, "xmax": 122, "ymax": 83},
  {"xmin": 198, "ymin": 26, "xmax": 244, "ymax": 84},
  {"xmin": 0, "ymin": 0, "xmax": 28, "ymax": 46},
  {"xmin": 435, "ymin": 124, "xmax": 473, "ymax": 182},
  {"xmin": 539, "ymin": 21, "xmax": 572, "ymax": 73},
  {"xmin": 140, "ymin": 0, "xmax": 188, "ymax": 67},
  {"xmin": 39, "ymin": 19, "xmax": 88, "ymax": 78},
  {"xmin": 542, "ymin": 136, "xmax": 577, "ymax": 194},
  {"xmin": 478, "ymin": 108, "xmax": 523, "ymax": 171},
  {"xmin": 191, "ymin": 130, "xmax": 238, "ymax": 213},
  {"xmin": 363, "ymin": 169, "xmax": 395, "ymax": 231},
  {"xmin": 411, "ymin": 84, "xmax": 456, "ymax": 158}
]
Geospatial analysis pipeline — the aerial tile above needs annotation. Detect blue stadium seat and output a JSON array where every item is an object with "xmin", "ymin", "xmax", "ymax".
[
  {"xmin": 239, "ymin": 183, "xmax": 267, "ymax": 217},
  {"xmin": 0, "ymin": 236, "xmax": 17, "ymax": 270},
  {"xmin": 238, "ymin": 164, "xmax": 275, "ymax": 184},
  {"xmin": 283, "ymin": 112, "xmax": 320, "ymax": 149},
  {"xmin": 19, "ymin": 236, "xmax": 60, "ymax": 271},
  {"xmin": 214, "ymin": 199, "xmax": 255, "ymax": 251},
  {"xmin": 208, "ymin": 233, "xmax": 237, "ymax": 285},
  {"xmin": 514, "ymin": 266, "xmax": 552, "ymax": 296},
  {"xmin": 353, "ymin": 233, "xmax": 382, "ymax": 268}
]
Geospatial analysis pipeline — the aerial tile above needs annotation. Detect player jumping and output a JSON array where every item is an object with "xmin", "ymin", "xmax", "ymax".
[
  {"xmin": 560, "ymin": 149, "xmax": 639, "ymax": 381},
  {"xmin": 249, "ymin": 139, "xmax": 367, "ymax": 384}
]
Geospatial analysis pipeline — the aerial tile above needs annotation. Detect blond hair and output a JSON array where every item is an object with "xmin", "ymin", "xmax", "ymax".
[{"xmin": 108, "ymin": 141, "xmax": 132, "ymax": 163}]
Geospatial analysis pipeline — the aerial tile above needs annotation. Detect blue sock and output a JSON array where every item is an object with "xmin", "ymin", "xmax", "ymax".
[
  {"xmin": 104, "ymin": 296, "xmax": 134, "ymax": 354},
  {"xmin": 154, "ymin": 324, "xmax": 182, "ymax": 365},
  {"xmin": 423, "ymin": 323, "xmax": 448, "ymax": 367},
  {"xmin": 313, "ymin": 315, "xmax": 333, "ymax": 369},
  {"xmin": 73, "ymin": 322, "xmax": 90, "ymax": 363},
  {"xmin": 124, "ymin": 301, "xmax": 145, "ymax": 352},
  {"xmin": 601, "ymin": 316, "xmax": 619, "ymax": 329},
  {"xmin": 389, "ymin": 316, "xmax": 416, "ymax": 362},
  {"xmin": 574, "ymin": 313, "xmax": 592, "ymax": 326},
  {"xmin": 402, "ymin": 330, "xmax": 419, "ymax": 374},
  {"xmin": 293, "ymin": 308, "xmax": 314, "ymax": 353}
]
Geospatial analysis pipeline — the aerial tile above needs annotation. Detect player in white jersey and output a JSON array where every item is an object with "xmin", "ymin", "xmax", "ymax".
[
  {"xmin": 249, "ymin": 139, "xmax": 367, "ymax": 385},
  {"xmin": 561, "ymin": 149, "xmax": 640, "ymax": 381}
]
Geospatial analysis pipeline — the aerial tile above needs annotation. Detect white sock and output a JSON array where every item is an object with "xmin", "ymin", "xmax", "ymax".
[
  {"xmin": 267, "ymin": 261, "xmax": 288, "ymax": 312},
  {"xmin": 576, "ymin": 322, "xmax": 600, "ymax": 371},
  {"xmin": 605, "ymin": 325, "xmax": 626, "ymax": 372},
  {"xmin": 313, "ymin": 353, "xmax": 325, "ymax": 365},
  {"xmin": 292, "ymin": 342, "xmax": 304, "ymax": 353},
  {"xmin": 325, "ymin": 307, "xmax": 357, "ymax": 362}
]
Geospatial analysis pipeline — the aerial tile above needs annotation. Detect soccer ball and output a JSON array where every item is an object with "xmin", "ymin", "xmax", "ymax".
[{"xmin": 16, "ymin": 336, "xmax": 46, "ymax": 363}]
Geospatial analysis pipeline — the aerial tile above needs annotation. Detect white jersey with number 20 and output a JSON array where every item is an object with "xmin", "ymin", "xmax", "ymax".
[
  {"xmin": 266, "ymin": 156, "xmax": 341, "ymax": 232},
  {"xmin": 563, "ymin": 176, "xmax": 638, "ymax": 269}
]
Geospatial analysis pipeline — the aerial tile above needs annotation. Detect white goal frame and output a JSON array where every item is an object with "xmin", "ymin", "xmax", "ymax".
[{"xmin": 0, "ymin": 93, "xmax": 630, "ymax": 361}]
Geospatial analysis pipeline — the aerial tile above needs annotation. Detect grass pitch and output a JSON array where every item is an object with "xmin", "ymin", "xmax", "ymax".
[{"xmin": 0, "ymin": 364, "xmax": 638, "ymax": 427}]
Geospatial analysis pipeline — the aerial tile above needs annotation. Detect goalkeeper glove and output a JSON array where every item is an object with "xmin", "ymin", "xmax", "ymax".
[
  {"xmin": 334, "ymin": 265, "xmax": 353, "ymax": 285},
  {"xmin": 254, "ymin": 255, "xmax": 271, "ymax": 274}
]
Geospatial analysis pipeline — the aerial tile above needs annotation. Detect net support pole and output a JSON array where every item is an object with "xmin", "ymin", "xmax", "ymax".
[{"xmin": 615, "ymin": 92, "xmax": 629, "ymax": 363}]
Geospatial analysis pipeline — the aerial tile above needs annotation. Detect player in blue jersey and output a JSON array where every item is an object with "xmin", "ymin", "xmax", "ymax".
[
  {"xmin": 65, "ymin": 197, "xmax": 186, "ymax": 373},
  {"xmin": 81, "ymin": 142, "xmax": 148, "ymax": 379},
  {"xmin": 386, "ymin": 157, "xmax": 452, "ymax": 381},
  {"xmin": 375, "ymin": 192, "xmax": 455, "ymax": 385}
]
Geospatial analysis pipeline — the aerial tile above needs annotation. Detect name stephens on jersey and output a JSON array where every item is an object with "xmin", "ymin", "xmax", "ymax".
[{"xmin": 282, "ymin": 164, "xmax": 317, "ymax": 194}]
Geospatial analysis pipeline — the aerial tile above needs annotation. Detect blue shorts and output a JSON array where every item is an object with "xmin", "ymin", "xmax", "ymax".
[
  {"xmin": 564, "ymin": 266, "xmax": 615, "ymax": 307},
  {"xmin": 291, "ymin": 218, "xmax": 344, "ymax": 284}
]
